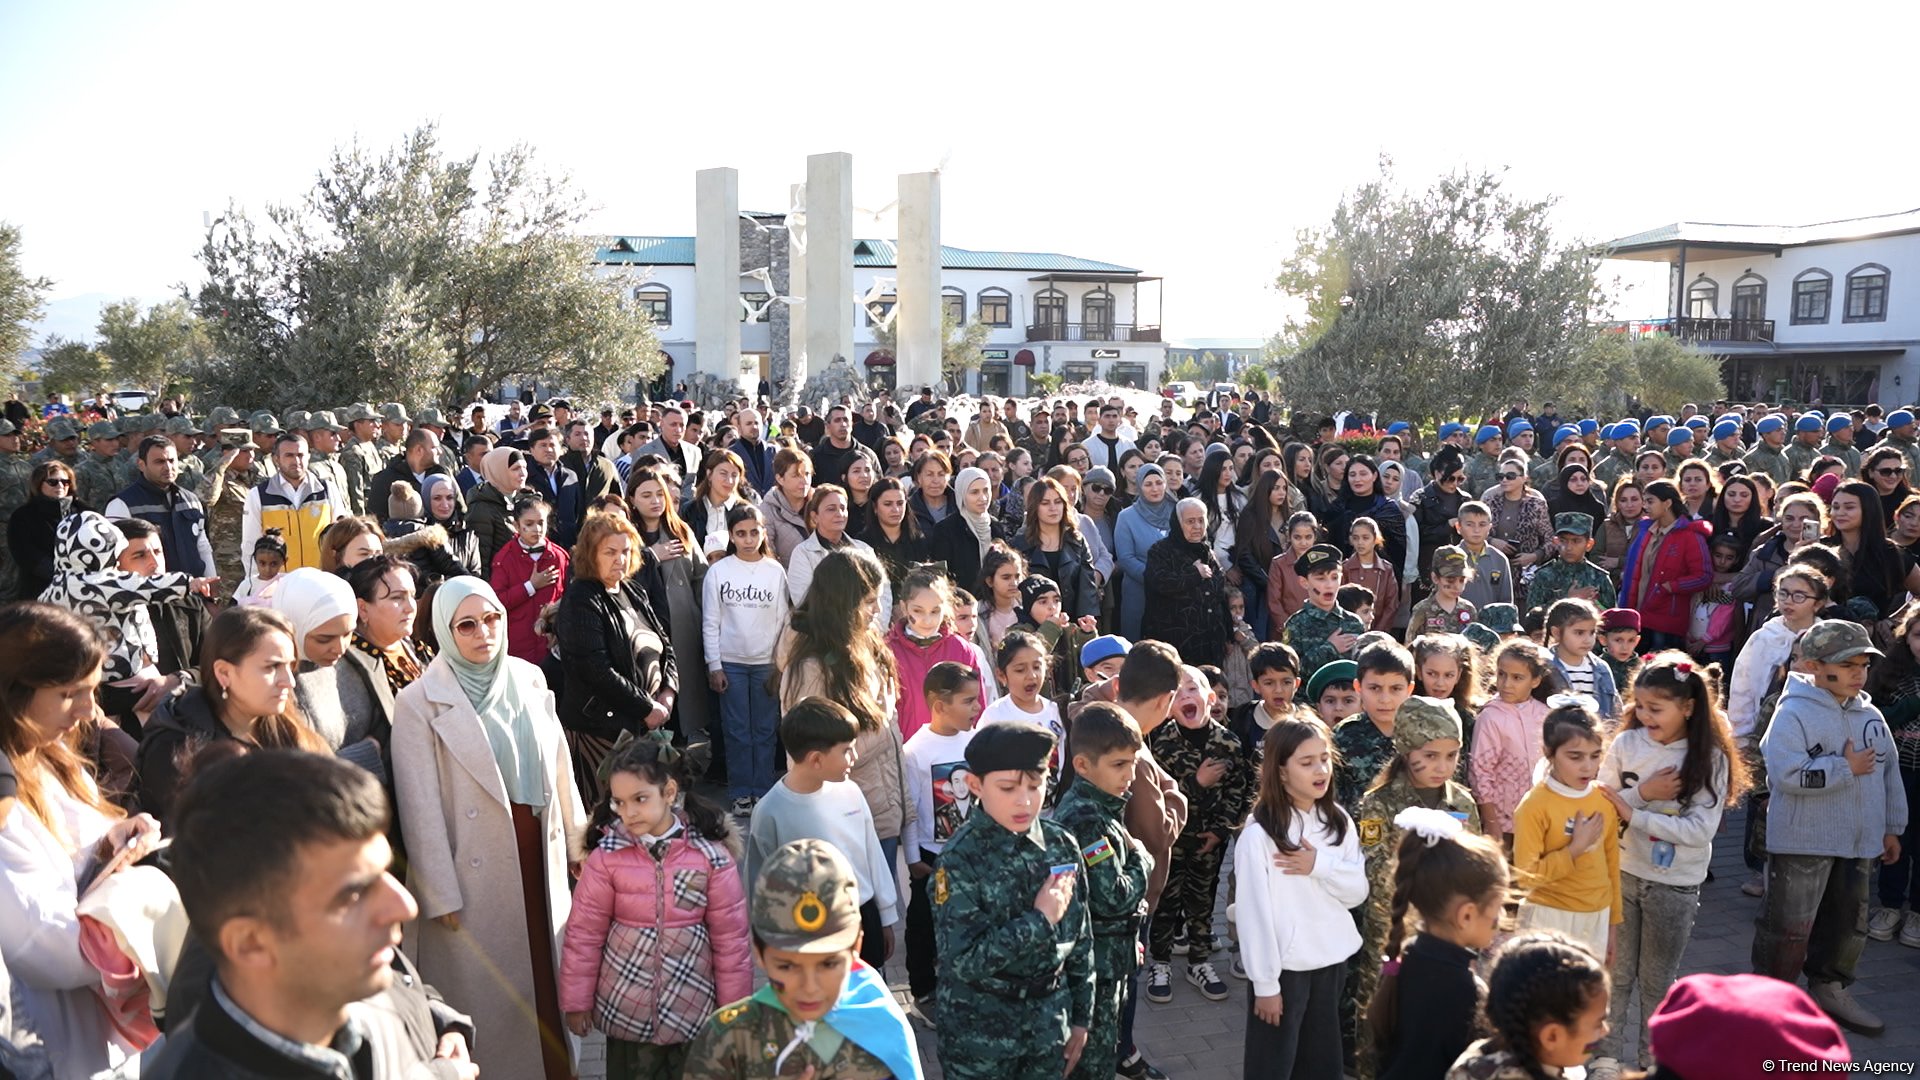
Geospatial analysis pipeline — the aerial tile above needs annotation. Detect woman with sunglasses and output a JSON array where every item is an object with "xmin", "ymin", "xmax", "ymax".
[
  {"xmin": 10, "ymin": 460, "xmax": 88, "ymax": 599},
  {"xmin": 1863, "ymin": 444, "xmax": 1915, "ymax": 524},
  {"xmin": 1407, "ymin": 445, "xmax": 1468, "ymax": 589},
  {"xmin": 1484, "ymin": 447, "xmax": 1553, "ymax": 570},
  {"xmin": 393, "ymin": 574, "xmax": 589, "ymax": 1080}
]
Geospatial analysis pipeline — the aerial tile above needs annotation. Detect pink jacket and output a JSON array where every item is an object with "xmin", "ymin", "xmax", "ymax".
[
  {"xmin": 887, "ymin": 621, "xmax": 986, "ymax": 740},
  {"xmin": 490, "ymin": 539, "xmax": 569, "ymax": 666},
  {"xmin": 1470, "ymin": 696, "xmax": 1551, "ymax": 836},
  {"xmin": 559, "ymin": 820, "xmax": 752, "ymax": 1042}
]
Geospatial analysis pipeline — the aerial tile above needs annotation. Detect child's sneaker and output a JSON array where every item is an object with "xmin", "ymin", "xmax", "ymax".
[
  {"xmin": 1901, "ymin": 912, "xmax": 1920, "ymax": 949},
  {"xmin": 1170, "ymin": 928, "xmax": 1189, "ymax": 955},
  {"xmin": 1116, "ymin": 1052, "xmax": 1169, "ymax": 1080},
  {"xmin": 1230, "ymin": 955, "xmax": 1248, "ymax": 980},
  {"xmin": 1146, "ymin": 961, "xmax": 1173, "ymax": 1003},
  {"xmin": 1741, "ymin": 872, "xmax": 1765, "ymax": 897},
  {"xmin": 1186, "ymin": 961, "xmax": 1229, "ymax": 1001},
  {"xmin": 1868, "ymin": 906, "xmax": 1904, "ymax": 941},
  {"xmin": 730, "ymin": 796, "xmax": 756, "ymax": 818}
]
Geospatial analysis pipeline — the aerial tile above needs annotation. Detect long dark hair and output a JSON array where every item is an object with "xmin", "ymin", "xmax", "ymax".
[
  {"xmin": 1368, "ymin": 823, "xmax": 1508, "ymax": 1049},
  {"xmin": 1479, "ymin": 932, "xmax": 1609, "ymax": 1080},
  {"xmin": 863, "ymin": 476, "xmax": 921, "ymax": 542},
  {"xmin": 1252, "ymin": 717, "xmax": 1347, "ymax": 852},
  {"xmin": 589, "ymin": 735, "xmax": 729, "ymax": 843},
  {"xmin": 1236, "ymin": 469, "xmax": 1290, "ymax": 571},
  {"xmin": 1625, "ymin": 650, "xmax": 1749, "ymax": 808},
  {"xmin": 777, "ymin": 550, "xmax": 896, "ymax": 733},
  {"xmin": 1196, "ymin": 448, "xmax": 1241, "ymax": 540},
  {"xmin": 1825, "ymin": 479, "xmax": 1906, "ymax": 608},
  {"xmin": 0, "ymin": 601, "xmax": 119, "ymax": 830}
]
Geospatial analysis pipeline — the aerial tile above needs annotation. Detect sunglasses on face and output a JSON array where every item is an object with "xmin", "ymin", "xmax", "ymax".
[
  {"xmin": 43, "ymin": 476, "xmax": 71, "ymax": 487},
  {"xmin": 1500, "ymin": 471, "xmax": 1523, "ymax": 481},
  {"xmin": 1877, "ymin": 466, "xmax": 1908, "ymax": 477},
  {"xmin": 453, "ymin": 610, "xmax": 505, "ymax": 637},
  {"xmin": 1088, "ymin": 484, "xmax": 1113, "ymax": 494}
]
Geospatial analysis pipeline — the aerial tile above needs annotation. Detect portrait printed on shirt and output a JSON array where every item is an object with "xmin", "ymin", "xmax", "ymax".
[{"xmin": 932, "ymin": 761, "xmax": 975, "ymax": 842}]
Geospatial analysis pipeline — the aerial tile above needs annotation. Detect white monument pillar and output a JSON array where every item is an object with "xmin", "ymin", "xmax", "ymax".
[
  {"xmin": 785, "ymin": 182, "xmax": 808, "ymax": 395},
  {"xmin": 896, "ymin": 171, "xmax": 943, "ymax": 393},
  {"xmin": 694, "ymin": 167, "xmax": 741, "ymax": 385},
  {"xmin": 805, "ymin": 153, "xmax": 854, "ymax": 380}
]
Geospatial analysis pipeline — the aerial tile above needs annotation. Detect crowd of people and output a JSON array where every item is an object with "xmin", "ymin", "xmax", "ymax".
[{"xmin": 0, "ymin": 383, "xmax": 1906, "ymax": 1079}]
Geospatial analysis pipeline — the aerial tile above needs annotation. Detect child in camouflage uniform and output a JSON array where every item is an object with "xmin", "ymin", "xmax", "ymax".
[
  {"xmin": 1524, "ymin": 512, "xmax": 1616, "ymax": 612},
  {"xmin": 1050, "ymin": 703, "xmax": 1153, "ymax": 1080},
  {"xmin": 681, "ymin": 838, "xmax": 922, "ymax": 1080},
  {"xmin": 1406, "ymin": 546, "xmax": 1477, "ymax": 638},
  {"xmin": 1283, "ymin": 543, "xmax": 1366, "ymax": 686},
  {"xmin": 1332, "ymin": 642, "xmax": 1418, "ymax": 814}
]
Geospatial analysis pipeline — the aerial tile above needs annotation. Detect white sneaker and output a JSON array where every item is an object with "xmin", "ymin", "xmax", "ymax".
[
  {"xmin": 1146, "ymin": 961, "xmax": 1173, "ymax": 1003},
  {"xmin": 1901, "ymin": 911, "xmax": 1920, "ymax": 949},
  {"xmin": 1867, "ymin": 906, "xmax": 1904, "ymax": 941},
  {"xmin": 1809, "ymin": 979, "xmax": 1884, "ymax": 1035}
]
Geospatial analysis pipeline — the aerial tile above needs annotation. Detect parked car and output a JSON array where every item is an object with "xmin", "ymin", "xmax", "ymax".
[
  {"xmin": 110, "ymin": 389, "xmax": 153, "ymax": 413},
  {"xmin": 1162, "ymin": 381, "xmax": 1202, "ymax": 407}
]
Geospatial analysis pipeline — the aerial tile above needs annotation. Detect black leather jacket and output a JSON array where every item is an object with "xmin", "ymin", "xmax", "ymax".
[{"xmin": 553, "ymin": 575, "xmax": 678, "ymax": 740}]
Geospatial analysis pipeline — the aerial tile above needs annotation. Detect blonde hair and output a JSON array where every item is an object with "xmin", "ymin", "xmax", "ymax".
[{"xmin": 572, "ymin": 510, "xmax": 643, "ymax": 582}]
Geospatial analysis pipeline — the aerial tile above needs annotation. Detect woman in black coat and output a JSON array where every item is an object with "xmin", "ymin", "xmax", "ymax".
[
  {"xmin": 552, "ymin": 512, "xmax": 678, "ymax": 806},
  {"xmin": 931, "ymin": 466, "xmax": 1005, "ymax": 595},
  {"xmin": 1142, "ymin": 497, "xmax": 1229, "ymax": 667},
  {"xmin": 1010, "ymin": 477, "xmax": 1100, "ymax": 622},
  {"xmin": 860, "ymin": 476, "xmax": 930, "ymax": 604},
  {"xmin": 10, "ymin": 459, "xmax": 89, "ymax": 599},
  {"xmin": 1324, "ymin": 455, "xmax": 1409, "ymax": 573}
]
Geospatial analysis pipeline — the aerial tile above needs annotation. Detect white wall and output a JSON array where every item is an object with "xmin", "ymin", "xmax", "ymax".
[{"xmin": 1680, "ymin": 232, "xmax": 1920, "ymax": 345}]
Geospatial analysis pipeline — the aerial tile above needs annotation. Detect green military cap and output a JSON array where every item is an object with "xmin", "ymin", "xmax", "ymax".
[
  {"xmin": 343, "ymin": 403, "xmax": 378, "ymax": 424},
  {"xmin": 284, "ymin": 410, "xmax": 312, "ymax": 432},
  {"xmin": 249, "ymin": 411, "xmax": 282, "ymax": 434},
  {"xmin": 1294, "ymin": 542, "xmax": 1344, "ymax": 578},
  {"xmin": 752, "ymin": 839, "xmax": 863, "ymax": 953},
  {"xmin": 1462, "ymin": 623, "xmax": 1500, "ymax": 653},
  {"xmin": 1479, "ymin": 603, "xmax": 1520, "ymax": 633},
  {"xmin": 414, "ymin": 406, "xmax": 449, "ymax": 428},
  {"xmin": 46, "ymin": 417, "xmax": 79, "ymax": 440},
  {"xmin": 1801, "ymin": 619, "xmax": 1884, "ymax": 665},
  {"xmin": 85, "ymin": 420, "xmax": 120, "ymax": 441},
  {"xmin": 1392, "ymin": 695, "xmax": 1463, "ymax": 755},
  {"xmin": 0, "ymin": 418, "xmax": 16, "ymax": 436},
  {"xmin": 1305, "ymin": 659, "xmax": 1358, "ymax": 703},
  {"xmin": 380, "ymin": 402, "xmax": 411, "ymax": 424},
  {"xmin": 163, "ymin": 415, "xmax": 205, "ymax": 436},
  {"xmin": 1552, "ymin": 512, "xmax": 1595, "ymax": 537},
  {"xmin": 206, "ymin": 405, "xmax": 240, "ymax": 428},
  {"xmin": 965, "ymin": 719, "xmax": 1056, "ymax": 776},
  {"xmin": 1432, "ymin": 544, "xmax": 1469, "ymax": 578},
  {"xmin": 310, "ymin": 409, "xmax": 346, "ymax": 433}
]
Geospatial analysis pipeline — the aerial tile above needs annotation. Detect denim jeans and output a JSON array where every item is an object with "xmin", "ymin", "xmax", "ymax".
[
  {"xmin": 1600, "ymin": 872, "xmax": 1699, "ymax": 1066},
  {"xmin": 1752, "ymin": 853, "xmax": 1869, "ymax": 987},
  {"xmin": 720, "ymin": 662, "xmax": 779, "ymax": 799}
]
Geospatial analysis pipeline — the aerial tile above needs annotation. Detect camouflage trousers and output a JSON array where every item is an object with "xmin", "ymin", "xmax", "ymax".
[
  {"xmin": 1148, "ymin": 835, "xmax": 1225, "ymax": 964},
  {"xmin": 937, "ymin": 986, "xmax": 1072, "ymax": 1080},
  {"xmin": 1068, "ymin": 934, "xmax": 1137, "ymax": 1080},
  {"xmin": 607, "ymin": 1038, "xmax": 687, "ymax": 1080},
  {"xmin": 1751, "ymin": 853, "xmax": 1869, "ymax": 987}
]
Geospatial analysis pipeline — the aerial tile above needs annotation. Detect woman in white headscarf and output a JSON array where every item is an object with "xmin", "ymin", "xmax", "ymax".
[
  {"xmin": 271, "ymin": 567, "xmax": 393, "ymax": 768},
  {"xmin": 392, "ymin": 576, "xmax": 588, "ymax": 1080},
  {"xmin": 931, "ymin": 465, "xmax": 1003, "ymax": 595}
]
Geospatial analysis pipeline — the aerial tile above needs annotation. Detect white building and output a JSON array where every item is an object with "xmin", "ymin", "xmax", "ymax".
[
  {"xmin": 594, "ymin": 221, "xmax": 1167, "ymax": 398},
  {"xmin": 1605, "ymin": 208, "xmax": 1920, "ymax": 406}
]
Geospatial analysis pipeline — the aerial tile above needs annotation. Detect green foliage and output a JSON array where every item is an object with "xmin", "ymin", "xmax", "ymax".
[
  {"xmin": 872, "ymin": 309, "xmax": 993, "ymax": 394},
  {"xmin": 1270, "ymin": 159, "xmax": 1603, "ymax": 425},
  {"xmin": 1627, "ymin": 334, "xmax": 1726, "ymax": 414},
  {"xmin": 190, "ymin": 125, "xmax": 661, "ymax": 412},
  {"xmin": 97, "ymin": 298, "xmax": 212, "ymax": 396},
  {"xmin": 1239, "ymin": 365, "xmax": 1271, "ymax": 391},
  {"xmin": 1, "ymin": 223, "xmax": 53, "ymax": 384},
  {"xmin": 36, "ymin": 335, "xmax": 111, "ymax": 397},
  {"xmin": 1028, "ymin": 372, "xmax": 1063, "ymax": 395},
  {"xmin": 1165, "ymin": 352, "xmax": 1230, "ymax": 386}
]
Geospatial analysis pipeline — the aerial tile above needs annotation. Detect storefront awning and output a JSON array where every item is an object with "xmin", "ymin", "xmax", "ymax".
[
  {"xmin": 864, "ymin": 351, "xmax": 895, "ymax": 368},
  {"xmin": 1014, "ymin": 349, "xmax": 1036, "ymax": 367}
]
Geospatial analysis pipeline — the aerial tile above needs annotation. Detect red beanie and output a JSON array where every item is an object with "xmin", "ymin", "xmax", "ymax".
[{"xmin": 1648, "ymin": 974, "xmax": 1848, "ymax": 1076}]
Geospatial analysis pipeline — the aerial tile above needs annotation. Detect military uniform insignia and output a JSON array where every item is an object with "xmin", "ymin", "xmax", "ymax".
[
  {"xmin": 762, "ymin": 1041, "xmax": 780, "ymax": 1060},
  {"xmin": 1081, "ymin": 837, "xmax": 1114, "ymax": 866},
  {"xmin": 716, "ymin": 1003, "xmax": 746, "ymax": 1025},
  {"xmin": 1360, "ymin": 817, "xmax": 1386, "ymax": 847},
  {"xmin": 933, "ymin": 866, "xmax": 950, "ymax": 904},
  {"xmin": 793, "ymin": 890, "xmax": 828, "ymax": 931}
]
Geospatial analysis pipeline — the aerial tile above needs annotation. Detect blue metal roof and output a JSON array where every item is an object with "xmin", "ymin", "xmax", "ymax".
[{"xmin": 595, "ymin": 235, "xmax": 1138, "ymax": 274}]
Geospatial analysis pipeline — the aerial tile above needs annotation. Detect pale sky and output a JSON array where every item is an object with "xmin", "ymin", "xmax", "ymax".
[{"xmin": 5, "ymin": 0, "xmax": 1917, "ymax": 343}]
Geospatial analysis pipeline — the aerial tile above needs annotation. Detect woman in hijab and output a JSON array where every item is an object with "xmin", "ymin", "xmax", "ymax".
[
  {"xmin": 272, "ymin": 567, "xmax": 393, "ymax": 768},
  {"xmin": 467, "ymin": 445, "xmax": 530, "ymax": 570},
  {"xmin": 933, "ymin": 466, "xmax": 1003, "ymax": 594},
  {"xmin": 392, "ymin": 576, "xmax": 588, "ymax": 1080},
  {"xmin": 389, "ymin": 472, "xmax": 481, "ymax": 582},
  {"xmin": 1114, "ymin": 462, "xmax": 1174, "ymax": 639},
  {"xmin": 1143, "ymin": 497, "xmax": 1229, "ymax": 666},
  {"xmin": 1546, "ymin": 462, "xmax": 1609, "ymax": 534}
]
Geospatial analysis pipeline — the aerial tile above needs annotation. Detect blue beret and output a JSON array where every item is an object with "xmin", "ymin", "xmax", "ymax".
[
  {"xmin": 1685, "ymin": 416, "xmax": 1708, "ymax": 430},
  {"xmin": 1437, "ymin": 422, "xmax": 1466, "ymax": 439},
  {"xmin": 1079, "ymin": 634, "xmax": 1131, "ymax": 669},
  {"xmin": 1475, "ymin": 425, "xmax": 1502, "ymax": 445},
  {"xmin": 1386, "ymin": 421, "xmax": 1410, "ymax": 435},
  {"xmin": 1667, "ymin": 427, "xmax": 1693, "ymax": 447},
  {"xmin": 1552, "ymin": 425, "xmax": 1580, "ymax": 449},
  {"xmin": 1889, "ymin": 409, "xmax": 1916, "ymax": 429},
  {"xmin": 1647, "ymin": 415, "xmax": 1674, "ymax": 429},
  {"xmin": 1578, "ymin": 418, "xmax": 1599, "ymax": 435},
  {"xmin": 1756, "ymin": 415, "xmax": 1786, "ymax": 435},
  {"xmin": 1713, "ymin": 419, "xmax": 1740, "ymax": 440},
  {"xmin": 1827, "ymin": 415, "xmax": 1852, "ymax": 433},
  {"xmin": 1717, "ymin": 412, "xmax": 1742, "ymax": 424},
  {"xmin": 1615, "ymin": 418, "xmax": 1642, "ymax": 435},
  {"xmin": 1794, "ymin": 415, "xmax": 1824, "ymax": 433},
  {"xmin": 1507, "ymin": 419, "xmax": 1533, "ymax": 438},
  {"xmin": 1804, "ymin": 410, "xmax": 1825, "ymax": 421}
]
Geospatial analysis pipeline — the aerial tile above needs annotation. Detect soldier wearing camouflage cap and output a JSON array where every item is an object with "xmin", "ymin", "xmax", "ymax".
[
  {"xmin": 681, "ymin": 839, "xmax": 921, "ymax": 1080},
  {"xmin": 31, "ymin": 415, "xmax": 82, "ymax": 469},
  {"xmin": 156, "ymin": 415, "xmax": 210, "ymax": 495},
  {"xmin": 74, "ymin": 419, "xmax": 124, "ymax": 508},
  {"xmin": 340, "ymin": 403, "xmax": 385, "ymax": 514},
  {"xmin": 411, "ymin": 406, "xmax": 462, "ymax": 475},
  {"xmin": 1352, "ymin": 696, "xmax": 1482, "ymax": 1074},
  {"xmin": 303, "ymin": 409, "xmax": 351, "ymax": 504},
  {"xmin": 1282, "ymin": 543, "xmax": 1366, "ymax": 682},
  {"xmin": 374, "ymin": 402, "xmax": 411, "ymax": 462}
]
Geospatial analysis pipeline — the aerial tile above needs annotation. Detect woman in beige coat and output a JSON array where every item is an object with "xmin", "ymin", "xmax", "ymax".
[
  {"xmin": 775, "ymin": 549, "xmax": 913, "ymax": 867},
  {"xmin": 392, "ymin": 575, "xmax": 588, "ymax": 1080}
]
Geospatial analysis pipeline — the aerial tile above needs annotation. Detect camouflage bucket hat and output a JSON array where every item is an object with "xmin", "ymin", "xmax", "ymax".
[
  {"xmin": 1479, "ymin": 603, "xmax": 1520, "ymax": 633},
  {"xmin": 310, "ymin": 410, "xmax": 346, "ymax": 433},
  {"xmin": 752, "ymin": 838, "xmax": 863, "ymax": 953},
  {"xmin": 249, "ymin": 411, "xmax": 282, "ymax": 434},
  {"xmin": 86, "ymin": 420, "xmax": 120, "ymax": 441},
  {"xmin": 206, "ymin": 406, "xmax": 240, "ymax": 428},
  {"xmin": 1393, "ymin": 696, "xmax": 1463, "ymax": 755},
  {"xmin": 164, "ymin": 416, "xmax": 205, "ymax": 436},
  {"xmin": 1552, "ymin": 512, "xmax": 1594, "ymax": 537},
  {"xmin": 380, "ymin": 402, "xmax": 411, "ymax": 424},
  {"xmin": 1431, "ymin": 545, "xmax": 1469, "ymax": 578},
  {"xmin": 1462, "ymin": 623, "xmax": 1501, "ymax": 653},
  {"xmin": 46, "ymin": 417, "xmax": 79, "ymax": 440},
  {"xmin": 1801, "ymin": 619, "xmax": 1884, "ymax": 665},
  {"xmin": 414, "ymin": 406, "xmax": 448, "ymax": 428},
  {"xmin": 283, "ymin": 410, "xmax": 312, "ymax": 432}
]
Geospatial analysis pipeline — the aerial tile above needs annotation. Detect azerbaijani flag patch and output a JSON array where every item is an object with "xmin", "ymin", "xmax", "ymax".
[{"xmin": 1081, "ymin": 837, "xmax": 1115, "ymax": 867}]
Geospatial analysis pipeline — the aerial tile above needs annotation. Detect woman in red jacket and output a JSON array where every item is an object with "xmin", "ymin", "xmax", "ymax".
[
  {"xmin": 491, "ymin": 495, "xmax": 570, "ymax": 665},
  {"xmin": 1618, "ymin": 478, "xmax": 1714, "ymax": 652}
]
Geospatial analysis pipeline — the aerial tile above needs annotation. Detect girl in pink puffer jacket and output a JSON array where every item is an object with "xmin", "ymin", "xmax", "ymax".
[{"xmin": 561, "ymin": 738, "xmax": 751, "ymax": 1075}]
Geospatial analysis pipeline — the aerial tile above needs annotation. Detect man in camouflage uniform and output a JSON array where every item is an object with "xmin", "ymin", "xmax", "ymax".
[
  {"xmin": 303, "ymin": 410, "xmax": 352, "ymax": 505},
  {"xmin": 161, "ymin": 415, "xmax": 208, "ymax": 498},
  {"xmin": 1463, "ymin": 426, "xmax": 1505, "ymax": 497},
  {"xmin": 1049, "ymin": 703, "xmax": 1152, "ymax": 1080},
  {"xmin": 934, "ymin": 721, "xmax": 1094, "ymax": 1080},
  {"xmin": 0, "ymin": 419, "xmax": 30, "ymax": 598},
  {"xmin": 340, "ymin": 403, "xmax": 385, "ymax": 515},
  {"xmin": 74, "ymin": 420, "xmax": 124, "ymax": 508},
  {"xmin": 1283, "ymin": 543, "xmax": 1368, "ymax": 682},
  {"xmin": 1591, "ymin": 421, "xmax": 1640, "ymax": 493},
  {"xmin": 32, "ymin": 416, "xmax": 82, "ymax": 469},
  {"xmin": 1525, "ymin": 512, "xmax": 1617, "ymax": 612},
  {"xmin": 199, "ymin": 406, "xmax": 242, "ymax": 475},
  {"xmin": 375, "ymin": 401, "xmax": 410, "ymax": 462},
  {"xmin": 201, "ymin": 442, "xmax": 256, "ymax": 599},
  {"xmin": 682, "ymin": 839, "xmax": 920, "ymax": 1080},
  {"xmin": 1743, "ymin": 414, "xmax": 1794, "ymax": 484},
  {"xmin": 1818, "ymin": 413, "xmax": 1862, "ymax": 474},
  {"xmin": 1880, "ymin": 408, "xmax": 1920, "ymax": 478},
  {"xmin": 1661, "ymin": 426, "xmax": 1697, "ymax": 476},
  {"xmin": 1785, "ymin": 414, "xmax": 1826, "ymax": 479},
  {"xmin": 1352, "ymin": 697, "xmax": 1483, "ymax": 1077},
  {"xmin": 1702, "ymin": 418, "xmax": 1746, "ymax": 472}
]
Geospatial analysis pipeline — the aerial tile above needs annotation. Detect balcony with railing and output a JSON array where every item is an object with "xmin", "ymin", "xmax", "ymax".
[
  {"xmin": 1602, "ymin": 316, "xmax": 1776, "ymax": 345},
  {"xmin": 1025, "ymin": 322, "xmax": 1163, "ymax": 343}
]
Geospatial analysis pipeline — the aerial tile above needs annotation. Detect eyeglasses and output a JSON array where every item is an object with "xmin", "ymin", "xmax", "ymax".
[
  {"xmin": 1439, "ymin": 473, "xmax": 1463, "ymax": 485},
  {"xmin": 452, "ymin": 610, "xmax": 505, "ymax": 637},
  {"xmin": 42, "ymin": 477, "xmax": 71, "ymax": 487},
  {"xmin": 1877, "ymin": 466, "xmax": 1909, "ymax": 477},
  {"xmin": 1773, "ymin": 587, "xmax": 1818, "ymax": 605},
  {"xmin": 1499, "ymin": 471, "xmax": 1524, "ymax": 481}
]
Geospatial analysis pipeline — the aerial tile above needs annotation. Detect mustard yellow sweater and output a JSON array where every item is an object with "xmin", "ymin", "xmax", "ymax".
[{"xmin": 1512, "ymin": 778, "xmax": 1623, "ymax": 921}]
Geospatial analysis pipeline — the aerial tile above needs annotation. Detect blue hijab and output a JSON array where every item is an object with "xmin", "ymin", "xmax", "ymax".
[{"xmin": 1132, "ymin": 463, "xmax": 1174, "ymax": 533}]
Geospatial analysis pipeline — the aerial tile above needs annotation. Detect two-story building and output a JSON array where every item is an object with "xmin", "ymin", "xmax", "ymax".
[
  {"xmin": 594, "ymin": 219, "xmax": 1167, "ymax": 398},
  {"xmin": 1604, "ymin": 208, "xmax": 1920, "ymax": 406}
]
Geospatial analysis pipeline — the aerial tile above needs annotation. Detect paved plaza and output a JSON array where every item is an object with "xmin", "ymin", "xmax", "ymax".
[{"xmin": 580, "ymin": 806, "xmax": 1919, "ymax": 1078}]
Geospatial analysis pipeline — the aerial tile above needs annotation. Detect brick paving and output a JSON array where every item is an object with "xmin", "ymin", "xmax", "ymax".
[{"xmin": 579, "ymin": 807, "xmax": 1920, "ymax": 1077}]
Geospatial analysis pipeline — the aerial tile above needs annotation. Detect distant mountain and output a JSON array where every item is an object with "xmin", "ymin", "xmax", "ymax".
[{"xmin": 31, "ymin": 291, "xmax": 176, "ymax": 346}]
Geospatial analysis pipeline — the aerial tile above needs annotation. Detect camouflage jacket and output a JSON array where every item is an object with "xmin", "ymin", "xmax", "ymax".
[
  {"xmin": 1149, "ymin": 720, "xmax": 1254, "ymax": 839},
  {"xmin": 1283, "ymin": 602, "xmax": 1367, "ymax": 686},
  {"xmin": 1444, "ymin": 1040, "xmax": 1545, "ymax": 1080},
  {"xmin": 1463, "ymin": 451, "xmax": 1504, "ymax": 499},
  {"xmin": 1333, "ymin": 713, "xmax": 1396, "ymax": 814},
  {"xmin": 1785, "ymin": 439, "xmax": 1824, "ymax": 480},
  {"xmin": 1050, "ymin": 777, "xmax": 1152, "ymax": 977},
  {"xmin": 1818, "ymin": 438, "xmax": 1861, "ymax": 475},
  {"xmin": 681, "ymin": 996, "xmax": 898, "ymax": 1080},
  {"xmin": 1743, "ymin": 441, "xmax": 1793, "ymax": 485},
  {"xmin": 1883, "ymin": 432, "xmax": 1920, "ymax": 478},
  {"xmin": 1523, "ymin": 557, "xmax": 1616, "ymax": 612},
  {"xmin": 1590, "ymin": 449, "xmax": 1633, "ymax": 493},
  {"xmin": 74, "ymin": 453, "xmax": 121, "ymax": 509},
  {"xmin": 1405, "ymin": 596, "xmax": 1477, "ymax": 639}
]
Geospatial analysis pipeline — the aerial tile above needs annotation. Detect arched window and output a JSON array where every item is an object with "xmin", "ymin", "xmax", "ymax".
[
  {"xmin": 1792, "ymin": 268, "xmax": 1831, "ymax": 325},
  {"xmin": 1686, "ymin": 276, "xmax": 1718, "ymax": 319},
  {"xmin": 977, "ymin": 287, "xmax": 1011, "ymax": 327},
  {"xmin": 1731, "ymin": 273, "xmax": 1767, "ymax": 325},
  {"xmin": 1034, "ymin": 288, "xmax": 1067, "ymax": 336},
  {"xmin": 1082, "ymin": 288, "xmax": 1114, "ymax": 337},
  {"xmin": 634, "ymin": 284, "xmax": 671, "ymax": 325},
  {"xmin": 942, "ymin": 286, "xmax": 967, "ymax": 325},
  {"xmin": 1845, "ymin": 263, "xmax": 1890, "ymax": 323}
]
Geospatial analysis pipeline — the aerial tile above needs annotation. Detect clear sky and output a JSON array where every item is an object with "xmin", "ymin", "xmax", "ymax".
[{"xmin": 4, "ymin": 0, "xmax": 1917, "ymax": 343}]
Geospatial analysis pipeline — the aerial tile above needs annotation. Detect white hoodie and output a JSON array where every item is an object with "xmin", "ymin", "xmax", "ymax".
[
  {"xmin": 1232, "ymin": 804, "xmax": 1367, "ymax": 994},
  {"xmin": 1727, "ymin": 615, "xmax": 1803, "ymax": 740}
]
